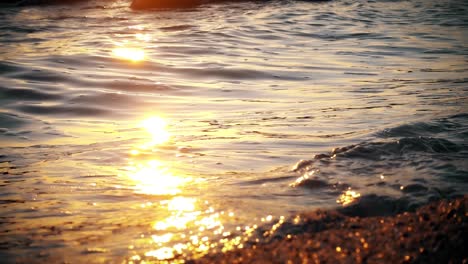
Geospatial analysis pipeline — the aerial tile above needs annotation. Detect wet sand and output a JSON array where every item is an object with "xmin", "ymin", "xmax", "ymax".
[{"xmin": 193, "ymin": 196, "xmax": 467, "ymax": 264}]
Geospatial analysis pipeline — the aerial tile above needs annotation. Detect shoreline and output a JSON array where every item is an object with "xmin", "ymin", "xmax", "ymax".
[{"xmin": 193, "ymin": 196, "xmax": 467, "ymax": 263}]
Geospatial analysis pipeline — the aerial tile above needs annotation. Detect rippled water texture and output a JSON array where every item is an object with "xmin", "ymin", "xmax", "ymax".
[{"xmin": 0, "ymin": 0, "xmax": 467, "ymax": 262}]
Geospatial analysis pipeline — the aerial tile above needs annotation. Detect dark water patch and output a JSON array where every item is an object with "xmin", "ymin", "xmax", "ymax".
[
  {"xmin": 240, "ymin": 175, "xmax": 297, "ymax": 186},
  {"xmin": 252, "ymin": 33, "xmax": 283, "ymax": 40},
  {"xmin": 8, "ymin": 69, "xmax": 72, "ymax": 83},
  {"xmin": 420, "ymin": 68, "xmax": 452, "ymax": 73},
  {"xmin": 74, "ymin": 174, "xmax": 115, "ymax": 179},
  {"xmin": 241, "ymin": 130, "xmax": 358, "ymax": 140},
  {"xmin": 0, "ymin": 199, "xmax": 25, "ymax": 204},
  {"xmin": 297, "ymin": 32, "xmax": 387, "ymax": 41},
  {"xmin": 80, "ymin": 4, "xmax": 106, "ymax": 10},
  {"xmin": 377, "ymin": 114, "xmax": 468, "ymax": 140},
  {"xmin": 67, "ymin": 92, "xmax": 142, "ymax": 107},
  {"xmin": 157, "ymin": 45, "xmax": 222, "ymax": 56},
  {"xmin": 0, "ymin": 112, "xmax": 28, "ymax": 129},
  {"xmin": 438, "ymin": 168, "xmax": 468, "ymax": 183},
  {"xmin": 0, "ymin": 61, "xmax": 26, "ymax": 75},
  {"xmin": 333, "ymin": 137, "xmax": 461, "ymax": 160},
  {"xmin": 0, "ymin": 86, "xmax": 64, "ymax": 101},
  {"xmin": 97, "ymin": 80, "xmax": 176, "ymax": 93},
  {"xmin": 0, "ymin": 128, "xmax": 31, "ymax": 139},
  {"xmin": 344, "ymin": 72, "xmax": 378, "ymax": 76},
  {"xmin": 452, "ymin": 78, "xmax": 468, "ymax": 83},
  {"xmin": 46, "ymin": 14, "xmax": 90, "ymax": 20},
  {"xmin": 401, "ymin": 183, "xmax": 428, "ymax": 193},
  {"xmin": 0, "ymin": 113, "xmax": 68, "ymax": 141},
  {"xmin": 0, "ymin": 24, "xmax": 44, "ymax": 34},
  {"xmin": 369, "ymin": 44, "xmax": 428, "ymax": 54},
  {"xmin": 173, "ymin": 67, "xmax": 271, "ymax": 80},
  {"xmin": 423, "ymin": 48, "xmax": 464, "ymax": 55},
  {"xmin": 16, "ymin": 104, "xmax": 111, "ymax": 117},
  {"xmin": 336, "ymin": 50, "xmax": 404, "ymax": 58},
  {"xmin": 15, "ymin": 0, "xmax": 99, "ymax": 7},
  {"xmin": 1, "ymin": 36, "xmax": 46, "ymax": 44},
  {"xmin": 159, "ymin": 24, "xmax": 195, "ymax": 31},
  {"xmin": 351, "ymin": 86, "xmax": 385, "ymax": 94},
  {"xmin": 409, "ymin": 32, "xmax": 455, "ymax": 42}
]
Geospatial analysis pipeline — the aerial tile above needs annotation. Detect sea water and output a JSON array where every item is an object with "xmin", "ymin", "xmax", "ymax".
[{"xmin": 0, "ymin": 0, "xmax": 467, "ymax": 262}]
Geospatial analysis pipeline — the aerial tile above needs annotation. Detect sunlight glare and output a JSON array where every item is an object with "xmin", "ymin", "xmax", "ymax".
[
  {"xmin": 141, "ymin": 116, "xmax": 171, "ymax": 147},
  {"xmin": 166, "ymin": 197, "xmax": 197, "ymax": 212},
  {"xmin": 151, "ymin": 233, "xmax": 174, "ymax": 244},
  {"xmin": 112, "ymin": 47, "xmax": 145, "ymax": 62},
  {"xmin": 126, "ymin": 160, "xmax": 189, "ymax": 195},
  {"xmin": 336, "ymin": 189, "xmax": 361, "ymax": 206},
  {"xmin": 145, "ymin": 247, "xmax": 175, "ymax": 260},
  {"xmin": 135, "ymin": 33, "xmax": 152, "ymax": 42}
]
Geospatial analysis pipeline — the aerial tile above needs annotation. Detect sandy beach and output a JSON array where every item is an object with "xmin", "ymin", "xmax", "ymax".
[{"xmin": 194, "ymin": 196, "xmax": 467, "ymax": 263}]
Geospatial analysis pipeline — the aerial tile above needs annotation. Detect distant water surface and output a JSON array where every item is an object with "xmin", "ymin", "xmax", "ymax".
[{"xmin": 0, "ymin": 0, "xmax": 467, "ymax": 262}]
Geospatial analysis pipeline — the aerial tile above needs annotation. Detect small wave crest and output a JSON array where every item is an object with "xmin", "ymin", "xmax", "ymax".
[
  {"xmin": 377, "ymin": 113, "xmax": 468, "ymax": 140},
  {"xmin": 331, "ymin": 137, "xmax": 461, "ymax": 160},
  {"xmin": 289, "ymin": 114, "xmax": 468, "ymax": 213}
]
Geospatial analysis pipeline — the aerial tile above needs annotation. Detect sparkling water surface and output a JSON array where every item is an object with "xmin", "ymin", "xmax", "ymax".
[{"xmin": 0, "ymin": 0, "xmax": 467, "ymax": 262}]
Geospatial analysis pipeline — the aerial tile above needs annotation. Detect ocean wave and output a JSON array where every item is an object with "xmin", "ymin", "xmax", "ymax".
[{"xmin": 290, "ymin": 114, "xmax": 468, "ymax": 212}]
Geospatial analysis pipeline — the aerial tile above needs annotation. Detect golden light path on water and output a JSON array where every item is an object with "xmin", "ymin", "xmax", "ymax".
[
  {"xmin": 140, "ymin": 117, "xmax": 171, "ymax": 148},
  {"xmin": 119, "ymin": 116, "xmax": 363, "ymax": 262},
  {"xmin": 125, "ymin": 116, "xmax": 186, "ymax": 195},
  {"xmin": 122, "ymin": 116, "xmax": 267, "ymax": 262},
  {"xmin": 125, "ymin": 160, "xmax": 189, "ymax": 196},
  {"xmin": 108, "ymin": 31, "xmax": 364, "ymax": 258}
]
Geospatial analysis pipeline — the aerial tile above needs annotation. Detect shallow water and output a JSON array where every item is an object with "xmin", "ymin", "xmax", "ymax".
[{"xmin": 0, "ymin": 0, "xmax": 467, "ymax": 262}]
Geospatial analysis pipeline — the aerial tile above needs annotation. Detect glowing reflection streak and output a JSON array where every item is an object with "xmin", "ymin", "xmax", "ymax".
[
  {"xmin": 123, "ymin": 116, "xmax": 188, "ymax": 195},
  {"xmin": 110, "ymin": 24, "xmax": 152, "ymax": 63},
  {"xmin": 166, "ymin": 197, "xmax": 197, "ymax": 212},
  {"xmin": 126, "ymin": 160, "xmax": 190, "ymax": 196},
  {"xmin": 140, "ymin": 116, "xmax": 171, "ymax": 148},
  {"xmin": 152, "ymin": 233, "xmax": 174, "ymax": 244},
  {"xmin": 145, "ymin": 247, "xmax": 175, "ymax": 260},
  {"xmin": 147, "ymin": 197, "xmax": 248, "ymax": 260},
  {"xmin": 112, "ymin": 47, "xmax": 145, "ymax": 62},
  {"xmin": 337, "ymin": 189, "xmax": 361, "ymax": 206},
  {"xmin": 144, "ymin": 197, "xmax": 274, "ymax": 261},
  {"xmin": 123, "ymin": 117, "xmax": 263, "ymax": 261},
  {"xmin": 135, "ymin": 33, "xmax": 152, "ymax": 42}
]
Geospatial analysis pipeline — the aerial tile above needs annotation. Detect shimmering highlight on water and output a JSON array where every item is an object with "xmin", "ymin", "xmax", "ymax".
[{"xmin": 112, "ymin": 47, "xmax": 145, "ymax": 62}]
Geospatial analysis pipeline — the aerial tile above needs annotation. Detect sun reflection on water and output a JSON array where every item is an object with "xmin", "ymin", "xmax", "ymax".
[
  {"xmin": 110, "ymin": 25, "xmax": 153, "ymax": 63},
  {"xmin": 140, "ymin": 116, "xmax": 171, "ymax": 148},
  {"xmin": 123, "ymin": 116, "xmax": 188, "ymax": 195},
  {"xmin": 144, "ymin": 196, "xmax": 252, "ymax": 261},
  {"xmin": 122, "ymin": 116, "xmax": 282, "ymax": 262},
  {"xmin": 112, "ymin": 47, "xmax": 145, "ymax": 62},
  {"xmin": 135, "ymin": 33, "xmax": 152, "ymax": 42},
  {"xmin": 125, "ymin": 160, "xmax": 190, "ymax": 195},
  {"xmin": 337, "ymin": 189, "xmax": 361, "ymax": 206}
]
